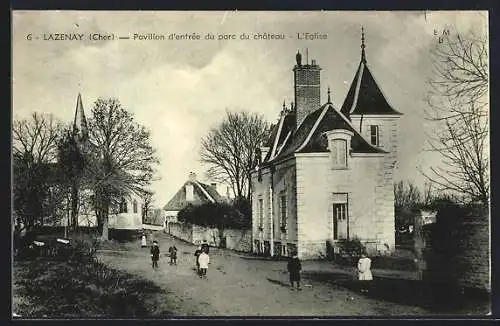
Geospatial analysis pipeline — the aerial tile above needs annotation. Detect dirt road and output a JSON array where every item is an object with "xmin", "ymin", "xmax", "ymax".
[{"xmin": 97, "ymin": 233, "xmax": 436, "ymax": 316}]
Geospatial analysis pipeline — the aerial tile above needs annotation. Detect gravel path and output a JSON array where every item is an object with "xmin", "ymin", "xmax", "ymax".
[{"xmin": 97, "ymin": 233, "xmax": 432, "ymax": 316}]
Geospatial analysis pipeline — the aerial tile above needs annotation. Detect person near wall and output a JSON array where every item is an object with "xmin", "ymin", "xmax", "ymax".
[
  {"xmin": 287, "ymin": 252, "xmax": 302, "ymax": 291},
  {"xmin": 357, "ymin": 251, "xmax": 373, "ymax": 293},
  {"xmin": 141, "ymin": 234, "xmax": 147, "ymax": 248},
  {"xmin": 198, "ymin": 248, "xmax": 210, "ymax": 279},
  {"xmin": 194, "ymin": 245, "xmax": 203, "ymax": 275},
  {"xmin": 150, "ymin": 240, "xmax": 160, "ymax": 270},
  {"xmin": 168, "ymin": 245, "xmax": 178, "ymax": 265}
]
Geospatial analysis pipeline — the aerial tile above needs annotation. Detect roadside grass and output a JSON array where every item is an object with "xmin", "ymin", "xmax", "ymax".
[{"xmin": 13, "ymin": 236, "xmax": 174, "ymax": 318}]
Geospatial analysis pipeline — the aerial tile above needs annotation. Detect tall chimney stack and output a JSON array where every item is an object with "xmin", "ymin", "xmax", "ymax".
[{"xmin": 293, "ymin": 51, "xmax": 321, "ymax": 128}]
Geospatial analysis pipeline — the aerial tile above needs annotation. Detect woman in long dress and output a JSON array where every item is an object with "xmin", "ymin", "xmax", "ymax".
[{"xmin": 357, "ymin": 252, "xmax": 373, "ymax": 293}]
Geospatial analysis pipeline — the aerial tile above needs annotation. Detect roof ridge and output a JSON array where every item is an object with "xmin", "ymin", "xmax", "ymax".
[
  {"xmin": 349, "ymin": 61, "xmax": 365, "ymax": 114},
  {"xmin": 270, "ymin": 113, "xmax": 286, "ymax": 160},
  {"xmin": 194, "ymin": 181, "xmax": 216, "ymax": 203},
  {"xmin": 295, "ymin": 104, "xmax": 331, "ymax": 153},
  {"xmin": 275, "ymin": 130, "xmax": 293, "ymax": 157}
]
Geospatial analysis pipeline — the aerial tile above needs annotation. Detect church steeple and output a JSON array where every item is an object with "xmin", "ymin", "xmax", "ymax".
[
  {"xmin": 361, "ymin": 26, "xmax": 366, "ymax": 63},
  {"xmin": 73, "ymin": 93, "xmax": 88, "ymax": 142}
]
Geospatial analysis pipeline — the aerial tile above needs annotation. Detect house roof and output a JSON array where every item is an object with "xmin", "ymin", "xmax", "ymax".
[
  {"xmin": 265, "ymin": 103, "xmax": 385, "ymax": 164},
  {"xmin": 340, "ymin": 35, "xmax": 402, "ymax": 118},
  {"xmin": 257, "ymin": 31, "xmax": 397, "ymax": 166},
  {"xmin": 163, "ymin": 180, "xmax": 224, "ymax": 211},
  {"xmin": 263, "ymin": 111, "xmax": 296, "ymax": 161}
]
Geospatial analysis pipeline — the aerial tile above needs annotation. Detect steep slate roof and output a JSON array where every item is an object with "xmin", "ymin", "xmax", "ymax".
[
  {"xmin": 298, "ymin": 104, "xmax": 384, "ymax": 154},
  {"xmin": 163, "ymin": 180, "xmax": 224, "ymax": 211},
  {"xmin": 258, "ymin": 31, "xmax": 397, "ymax": 166},
  {"xmin": 266, "ymin": 103, "xmax": 385, "ymax": 164},
  {"xmin": 340, "ymin": 36, "xmax": 402, "ymax": 118},
  {"xmin": 264, "ymin": 112, "xmax": 295, "ymax": 161}
]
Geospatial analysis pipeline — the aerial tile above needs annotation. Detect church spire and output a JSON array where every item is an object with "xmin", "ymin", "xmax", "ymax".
[
  {"xmin": 73, "ymin": 93, "xmax": 88, "ymax": 141},
  {"xmin": 361, "ymin": 26, "xmax": 366, "ymax": 63}
]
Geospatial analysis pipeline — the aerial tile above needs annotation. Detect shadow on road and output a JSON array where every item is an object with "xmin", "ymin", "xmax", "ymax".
[
  {"xmin": 266, "ymin": 278, "xmax": 290, "ymax": 288},
  {"xmin": 302, "ymin": 270, "xmax": 490, "ymax": 314}
]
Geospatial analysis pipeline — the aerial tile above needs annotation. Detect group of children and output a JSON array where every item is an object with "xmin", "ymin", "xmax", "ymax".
[
  {"xmin": 145, "ymin": 234, "xmax": 373, "ymax": 292},
  {"xmin": 193, "ymin": 243, "xmax": 210, "ymax": 279},
  {"xmin": 146, "ymin": 235, "xmax": 211, "ymax": 279},
  {"xmin": 145, "ymin": 235, "xmax": 178, "ymax": 269}
]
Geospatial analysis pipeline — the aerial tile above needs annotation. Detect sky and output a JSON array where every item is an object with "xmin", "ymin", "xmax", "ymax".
[{"xmin": 12, "ymin": 11, "xmax": 488, "ymax": 207}]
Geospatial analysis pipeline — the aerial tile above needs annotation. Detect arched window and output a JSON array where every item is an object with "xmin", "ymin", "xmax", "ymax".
[
  {"xmin": 119, "ymin": 198, "xmax": 128, "ymax": 213},
  {"xmin": 330, "ymin": 139, "xmax": 347, "ymax": 168},
  {"xmin": 133, "ymin": 200, "xmax": 138, "ymax": 214}
]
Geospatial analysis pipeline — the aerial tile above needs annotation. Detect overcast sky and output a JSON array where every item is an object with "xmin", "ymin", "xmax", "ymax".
[{"xmin": 12, "ymin": 11, "xmax": 488, "ymax": 207}]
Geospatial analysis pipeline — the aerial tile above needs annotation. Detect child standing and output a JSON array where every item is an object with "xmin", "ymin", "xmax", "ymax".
[
  {"xmin": 357, "ymin": 252, "xmax": 373, "ymax": 293},
  {"xmin": 198, "ymin": 249, "xmax": 210, "ymax": 279},
  {"xmin": 150, "ymin": 241, "xmax": 160, "ymax": 269},
  {"xmin": 287, "ymin": 253, "xmax": 302, "ymax": 291},
  {"xmin": 194, "ymin": 245, "xmax": 202, "ymax": 275},
  {"xmin": 141, "ymin": 234, "xmax": 147, "ymax": 248},
  {"xmin": 168, "ymin": 245, "xmax": 178, "ymax": 265}
]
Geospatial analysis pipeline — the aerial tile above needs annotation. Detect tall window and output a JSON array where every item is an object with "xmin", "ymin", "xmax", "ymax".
[
  {"xmin": 370, "ymin": 125, "xmax": 379, "ymax": 146},
  {"xmin": 119, "ymin": 198, "xmax": 128, "ymax": 214},
  {"xmin": 331, "ymin": 139, "xmax": 347, "ymax": 168},
  {"xmin": 133, "ymin": 200, "xmax": 138, "ymax": 214},
  {"xmin": 258, "ymin": 198, "xmax": 264, "ymax": 229},
  {"xmin": 279, "ymin": 194, "xmax": 287, "ymax": 230}
]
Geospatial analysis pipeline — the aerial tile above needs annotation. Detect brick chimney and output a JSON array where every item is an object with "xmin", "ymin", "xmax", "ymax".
[
  {"xmin": 293, "ymin": 51, "xmax": 321, "ymax": 128},
  {"xmin": 210, "ymin": 183, "xmax": 217, "ymax": 190},
  {"xmin": 188, "ymin": 172, "xmax": 197, "ymax": 182}
]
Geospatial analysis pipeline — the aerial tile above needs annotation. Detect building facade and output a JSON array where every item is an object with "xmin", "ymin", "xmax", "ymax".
[
  {"xmin": 163, "ymin": 172, "xmax": 225, "ymax": 227},
  {"xmin": 251, "ymin": 31, "xmax": 402, "ymax": 259}
]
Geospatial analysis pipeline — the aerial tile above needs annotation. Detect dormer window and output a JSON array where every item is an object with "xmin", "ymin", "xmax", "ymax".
[
  {"xmin": 370, "ymin": 125, "xmax": 379, "ymax": 146},
  {"xmin": 331, "ymin": 139, "xmax": 347, "ymax": 168},
  {"xmin": 325, "ymin": 129, "xmax": 353, "ymax": 170}
]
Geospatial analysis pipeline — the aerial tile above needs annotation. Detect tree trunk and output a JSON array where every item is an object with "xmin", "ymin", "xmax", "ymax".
[
  {"xmin": 96, "ymin": 210, "xmax": 103, "ymax": 234},
  {"xmin": 100, "ymin": 200, "xmax": 110, "ymax": 241},
  {"xmin": 71, "ymin": 184, "xmax": 79, "ymax": 232},
  {"xmin": 101, "ymin": 212, "xmax": 109, "ymax": 241}
]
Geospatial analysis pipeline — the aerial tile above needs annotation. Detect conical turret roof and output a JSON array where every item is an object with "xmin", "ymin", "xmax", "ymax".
[{"xmin": 340, "ymin": 28, "xmax": 402, "ymax": 118}]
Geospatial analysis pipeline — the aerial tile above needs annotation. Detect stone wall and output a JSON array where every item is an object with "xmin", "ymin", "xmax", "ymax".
[
  {"xmin": 168, "ymin": 222, "xmax": 193, "ymax": 243},
  {"xmin": 168, "ymin": 222, "xmax": 252, "ymax": 252},
  {"xmin": 418, "ymin": 206, "xmax": 490, "ymax": 293},
  {"xmin": 451, "ymin": 212, "xmax": 490, "ymax": 292},
  {"xmin": 224, "ymin": 228, "xmax": 252, "ymax": 252}
]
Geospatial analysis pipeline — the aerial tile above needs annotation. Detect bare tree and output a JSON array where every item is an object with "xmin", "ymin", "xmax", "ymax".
[
  {"xmin": 200, "ymin": 110, "xmax": 270, "ymax": 200},
  {"xmin": 86, "ymin": 98, "xmax": 159, "ymax": 240},
  {"xmin": 422, "ymin": 28, "xmax": 489, "ymax": 205},
  {"xmin": 394, "ymin": 180, "xmax": 424, "ymax": 210},
  {"xmin": 13, "ymin": 113, "xmax": 63, "ymax": 232},
  {"xmin": 13, "ymin": 113, "xmax": 61, "ymax": 164}
]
